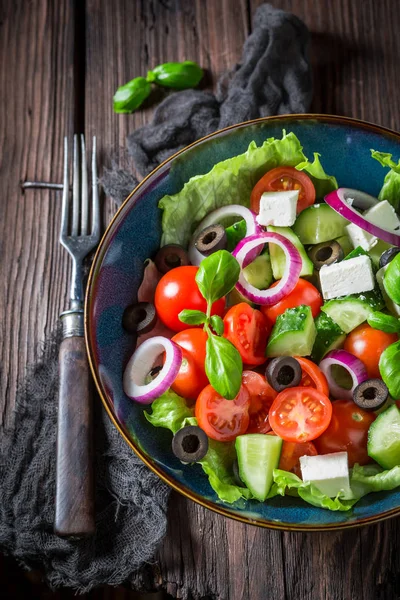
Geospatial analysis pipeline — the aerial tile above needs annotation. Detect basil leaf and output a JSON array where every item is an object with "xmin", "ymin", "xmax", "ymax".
[
  {"xmin": 384, "ymin": 253, "xmax": 400, "ymax": 305},
  {"xmin": 379, "ymin": 340, "xmax": 400, "ymax": 399},
  {"xmin": 205, "ymin": 334, "xmax": 242, "ymax": 399},
  {"xmin": 179, "ymin": 309, "xmax": 207, "ymax": 325},
  {"xmin": 367, "ymin": 311, "xmax": 400, "ymax": 334},
  {"xmin": 210, "ymin": 315, "xmax": 224, "ymax": 336},
  {"xmin": 196, "ymin": 250, "xmax": 240, "ymax": 304}
]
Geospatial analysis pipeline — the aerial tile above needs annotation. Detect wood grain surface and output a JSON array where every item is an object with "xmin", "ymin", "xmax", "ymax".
[{"xmin": 2, "ymin": 0, "xmax": 400, "ymax": 599}]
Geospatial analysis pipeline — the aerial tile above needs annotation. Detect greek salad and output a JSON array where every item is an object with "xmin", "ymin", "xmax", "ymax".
[{"xmin": 122, "ymin": 131, "xmax": 400, "ymax": 511}]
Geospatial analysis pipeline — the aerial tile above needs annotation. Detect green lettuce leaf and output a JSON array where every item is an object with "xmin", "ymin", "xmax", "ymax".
[
  {"xmin": 350, "ymin": 462, "xmax": 400, "ymax": 498},
  {"xmin": 268, "ymin": 469, "xmax": 357, "ymax": 511},
  {"xmin": 371, "ymin": 150, "xmax": 400, "ymax": 212},
  {"xmin": 159, "ymin": 131, "xmax": 307, "ymax": 247},
  {"xmin": 296, "ymin": 152, "xmax": 338, "ymax": 197},
  {"xmin": 145, "ymin": 391, "xmax": 251, "ymax": 502}
]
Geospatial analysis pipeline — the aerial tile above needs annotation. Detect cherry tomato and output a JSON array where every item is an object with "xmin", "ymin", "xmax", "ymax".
[
  {"xmin": 195, "ymin": 382, "xmax": 250, "ymax": 442},
  {"xmin": 154, "ymin": 266, "xmax": 225, "ymax": 332},
  {"xmin": 278, "ymin": 441, "xmax": 318, "ymax": 478},
  {"xmin": 250, "ymin": 166, "xmax": 316, "ymax": 215},
  {"xmin": 223, "ymin": 303, "xmax": 271, "ymax": 366},
  {"xmin": 314, "ymin": 399, "xmax": 376, "ymax": 467},
  {"xmin": 344, "ymin": 323, "xmax": 398, "ymax": 379},
  {"xmin": 295, "ymin": 356, "xmax": 329, "ymax": 396},
  {"xmin": 261, "ymin": 279, "xmax": 322, "ymax": 325},
  {"xmin": 269, "ymin": 387, "xmax": 332, "ymax": 443},
  {"xmin": 242, "ymin": 371, "xmax": 277, "ymax": 434},
  {"xmin": 171, "ymin": 329, "xmax": 208, "ymax": 401}
]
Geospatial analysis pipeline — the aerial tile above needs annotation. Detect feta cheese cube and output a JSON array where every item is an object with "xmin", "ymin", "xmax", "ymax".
[
  {"xmin": 346, "ymin": 223, "xmax": 378, "ymax": 251},
  {"xmin": 256, "ymin": 190, "xmax": 299, "ymax": 227},
  {"xmin": 319, "ymin": 255, "xmax": 375, "ymax": 300},
  {"xmin": 365, "ymin": 200, "xmax": 400, "ymax": 231},
  {"xmin": 376, "ymin": 265, "xmax": 400, "ymax": 317},
  {"xmin": 300, "ymin": 452, "xmax": 352, "ymax": 498}
]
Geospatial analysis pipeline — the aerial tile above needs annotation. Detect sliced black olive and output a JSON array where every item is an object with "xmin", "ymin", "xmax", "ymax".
[
  {"xmin": 194, "ymin": 224, "xmax": 227, "ymax": 257},
  {"xmin": 353, "ymin": 379, "xmax": 389, "ymax": 411},
  {"xmin": 308, "ymin": 241, "xmax": 344, "ymax": 270},
  {"xmin": 154, "ymin": 244, "xmax": 189, "ymax": 274},
  {"xmin": 266, "ymin": 357, "xmax": 302, "ymax": 392},
  {"xmin": 122, "ymin": 302, "xmax": 156, "ymax": 334},
  {"xmin": 172, "ymin": 426, "xmax": 209, "ymax": 463},
  {"xmin": 379, "ymin": 247, "xmax": 400, "ymax": 269}
]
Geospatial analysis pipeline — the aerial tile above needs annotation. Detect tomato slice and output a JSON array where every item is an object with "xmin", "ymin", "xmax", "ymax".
[
  {"xmin": 278, "ymin": 441, "xmax": 318, "ymax": 478},
  {"xmin": 223, "ymin": 303, "xmax": 271, "ymax": 366},
  {"xmin": 242, "ymin": 371, "xmax": 277, "ymax": 434},
  {"xmin": 294, "ymin": 356, "xmax": 329, "ymax": 396},
  {"xmin": 171, "ymin": 329, "xmax": 209, "ymax": 402},
  {"xmin": 250, "ymin": 166, "xmax": 316, "ymax": 215},
  {"xmin": 195, "ymin": 383, "xmax": 250, "ymax": 442},
  {"xmin": 269, "ymin": 387, "xmax": 332, "ymax": 443}
]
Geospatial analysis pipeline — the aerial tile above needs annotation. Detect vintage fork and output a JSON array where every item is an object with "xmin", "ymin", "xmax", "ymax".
[{"xmin": 54, "ymin": 134, "xmax": 100, "ymax": 537}]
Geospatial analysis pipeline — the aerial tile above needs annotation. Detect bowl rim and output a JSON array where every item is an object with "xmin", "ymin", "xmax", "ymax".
[{"xmin": 85, "ymin": 113, "xmax": 400, "ymax": 531}]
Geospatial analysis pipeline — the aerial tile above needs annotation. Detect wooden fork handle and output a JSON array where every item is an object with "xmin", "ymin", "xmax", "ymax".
[{"xmin": 54, "ymin": 335, "xmax": 95, "ymax": 537}]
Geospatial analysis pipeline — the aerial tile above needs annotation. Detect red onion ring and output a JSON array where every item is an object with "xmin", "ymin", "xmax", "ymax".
[
  {"xmin": 319, "ymin": 349, "xmax": 368, "ymax": 400},
  {"xmin": 232, "ymin": 232, "xmax": 302, "ymax": 305},
  {"xmin": 123, "ymin": 336, "xmax": 182, "ymax": 404},
  {"xmin": 188, "ymin": 205, "xmax": 262, "ymax": 266},
  {"xmin": 325, "ymin": 188, "xmax": 400, "ymax": 246}
]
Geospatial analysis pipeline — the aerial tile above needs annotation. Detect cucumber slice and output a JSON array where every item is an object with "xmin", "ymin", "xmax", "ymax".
[
  {"xmin": 226, "ymin": 219, "xmax": 247, "ymax": 251},
  {"xmin": 311, "ymin": 312, "xmax": 346, "ymax": 363},
  {"xmin": 235, "ymin": 434, "xmax": 282, "ymax": 501},
  {"xmin": 344, "ymin": 246, "xmax": 369, "ymax": 261},
  {"xmin": 368, "ymin": 405, "xmax": 400, "ymax": 469},
  {"xmin": 293, "ymin": 203, "xmax": 349, "ymax": 245},
  {"xmin": 267, "ymin": 226, "xmax": 313, "ymax": 279},
  {"xmin": 321, "ymin": 289, "xmax": 385, "ymax": 333},
  {"xmin": 266, "ymin": 305, "xmax": 316, "ymax": 357},
  {"xmin": 226, "ymin": 286, "xmax": 255, "ymax": 308},
  {"xmin": 243, "ymin": 253, "xmax": 273, "ymax": 289},
  {"xmin": 335, "ymin": 235, "xmax": 353, "ymax": 257}
]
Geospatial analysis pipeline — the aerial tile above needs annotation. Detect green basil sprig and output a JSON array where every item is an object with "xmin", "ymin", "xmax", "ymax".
[
  {"xmin": 384, "ymin": 253, "xmax": 400, "ymax": 305},
  {"xmin": 178, "ymin": 250, "xmax": 243, "ymax": 400},
  {"xmin": 113, "ymin": 77, "xmax": 151, "ymax": 114},
  {"xmin": 367, "ymin": 311, "xmax": 400, "ymax": 334},
  {"xmin": 379, "ymin": 340, "xmax": 400, "ymax": 399}
]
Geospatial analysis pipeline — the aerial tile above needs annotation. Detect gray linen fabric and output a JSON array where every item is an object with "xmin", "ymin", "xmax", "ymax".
[{"xmin": 0, "ymin": 3, "xmax": 311, "ymax": 593}]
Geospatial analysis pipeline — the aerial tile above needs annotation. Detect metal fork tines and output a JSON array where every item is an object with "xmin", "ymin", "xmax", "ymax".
[{"xmin": 60, "ymin": 134, "xmax": 100, "ymax": 336}]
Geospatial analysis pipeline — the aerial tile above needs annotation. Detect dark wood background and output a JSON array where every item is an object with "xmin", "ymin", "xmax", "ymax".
[{"xmin": 2, "ymin": 1, "xmax": 400, "ymax": 599}]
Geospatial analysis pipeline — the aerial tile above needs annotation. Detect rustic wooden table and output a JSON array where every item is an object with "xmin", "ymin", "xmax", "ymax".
[{"xmin": 2, "ymin": 1, "xmax": 400, "ymax": 599}]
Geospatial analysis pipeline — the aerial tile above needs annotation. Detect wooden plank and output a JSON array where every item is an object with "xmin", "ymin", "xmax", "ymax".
[{"xmin": 0, "ymin": 0, "xmax": 76, "ymax": 428}]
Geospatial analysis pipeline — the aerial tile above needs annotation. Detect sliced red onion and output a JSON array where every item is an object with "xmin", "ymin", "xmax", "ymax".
[
  {"xmin": 188, "ymin": 205, "xmax": 262, "ymax": 266},
  {"xmin": 325, "ymin": 188, "xmax": 400, "ymax": 246},
  {"xmin": 319, "ymin": 349, "xmax": 368, "ymax": 400},
  {"xmin": 123, "ymin": 336, "xmax": 182, "ymax": 404},
  {"xmin": 232, "ymin": 232, "xmax": 302, "ymax": 305}
]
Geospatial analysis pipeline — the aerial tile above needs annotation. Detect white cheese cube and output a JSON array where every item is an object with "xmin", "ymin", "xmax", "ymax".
[
  {"xmin": 346, "ymin": 223, "xmax": 378, "ymax": 251},
  {"xmin": 364, "ymin": 200, "xmax": 400, "ymax": 231},
  {"xmin": 300, "ymin": 452, "xmax": 352, "ymax": 498},
  {"xmin": 256, "ymin": 190, "xmax": 299, "ymax": 227},
  {"xmin": 376, "ymin": 265, "xmax": 400, "ymax": 317},
  {"xmin": 319, "ymin": 255, "xmax": 375, "ymax": 300}
]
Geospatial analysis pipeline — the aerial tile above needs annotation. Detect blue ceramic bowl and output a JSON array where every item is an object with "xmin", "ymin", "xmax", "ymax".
[{"xmin": 86, "ymin": 115, "xmax": 400, "ymax": 530}]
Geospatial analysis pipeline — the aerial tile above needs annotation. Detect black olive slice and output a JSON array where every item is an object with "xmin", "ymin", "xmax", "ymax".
[
  {"xmin": 353, "ymin": 379, "xmax": 389, "ymax": 411},
  {"xmin": 122, "ymin": 302, "xmax": 157, "ymax": 334},
  {"xmin": 155, "ymin": 244, "xmax": 189, "ymax": 274},
  {"xmin": 194, "ymin": 224, "xmax": 227, "ymax": 257},
  {"xmin": 172, "ymin": 426, "xmax": 209, "ymax": 463},
  {"xmin": 308, "ymin": 241, "xmax": 344, "ymax": 270},
  {"xmin": 266, "ymin": 357, "xmax": 302, "ymax": 392},
  {"xmin": 379, "ymin": 247, "xmax": 400, "ymax": 269}
]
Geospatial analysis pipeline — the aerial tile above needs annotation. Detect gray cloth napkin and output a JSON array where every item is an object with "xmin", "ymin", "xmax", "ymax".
[{"xmin": 0, "ymin": 3, "xmax": 312, "ymax": 593}]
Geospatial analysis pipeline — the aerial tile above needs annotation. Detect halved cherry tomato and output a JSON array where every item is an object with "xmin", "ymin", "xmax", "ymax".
[
  {"xmin": 269, "ymin": 386, "xmax": 332, "ymax": 443},
  {"xmin": 242, "ymin": 370, "xmax": 277, "ymax": 434},
  {"xmin": 295, "ymin": 356, "xmax": 329, "ymax": 396},
  {"xmin": 261, "ymin": 279, "xmax": 322, "ymax": 325},
  {"xmin": 278, "ymin": 441, "xmax": 318, "ymax": 478},
  {"xmin": 195, "ymin": 382, "xmax": 250, "ymax": 442},
  {"xmin": 314, "ymin": 399, "xmax": 376, "ymax": 467},
  {"xmin": 155, "ymin": 265, "xmax": 225, "ymax": 332},
  {"xmin": 250, "ymin": 166, "xmax": 316, "ymax": 215},
  {"xmin": 344, "ymin": 323, "xmax": 398, "ymax": 379},
  {"xmin": 171, "ymin": 329, "xmax": 208, "ymax": 402},
  {"xmin": 223, "ymin": 303, "xmax": 271, "ymax": 366}
]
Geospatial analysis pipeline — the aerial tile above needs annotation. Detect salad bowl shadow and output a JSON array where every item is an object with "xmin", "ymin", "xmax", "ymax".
[{"xmin": 85, "ymin": 114, "xmax": 400, "ymax": 531}]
